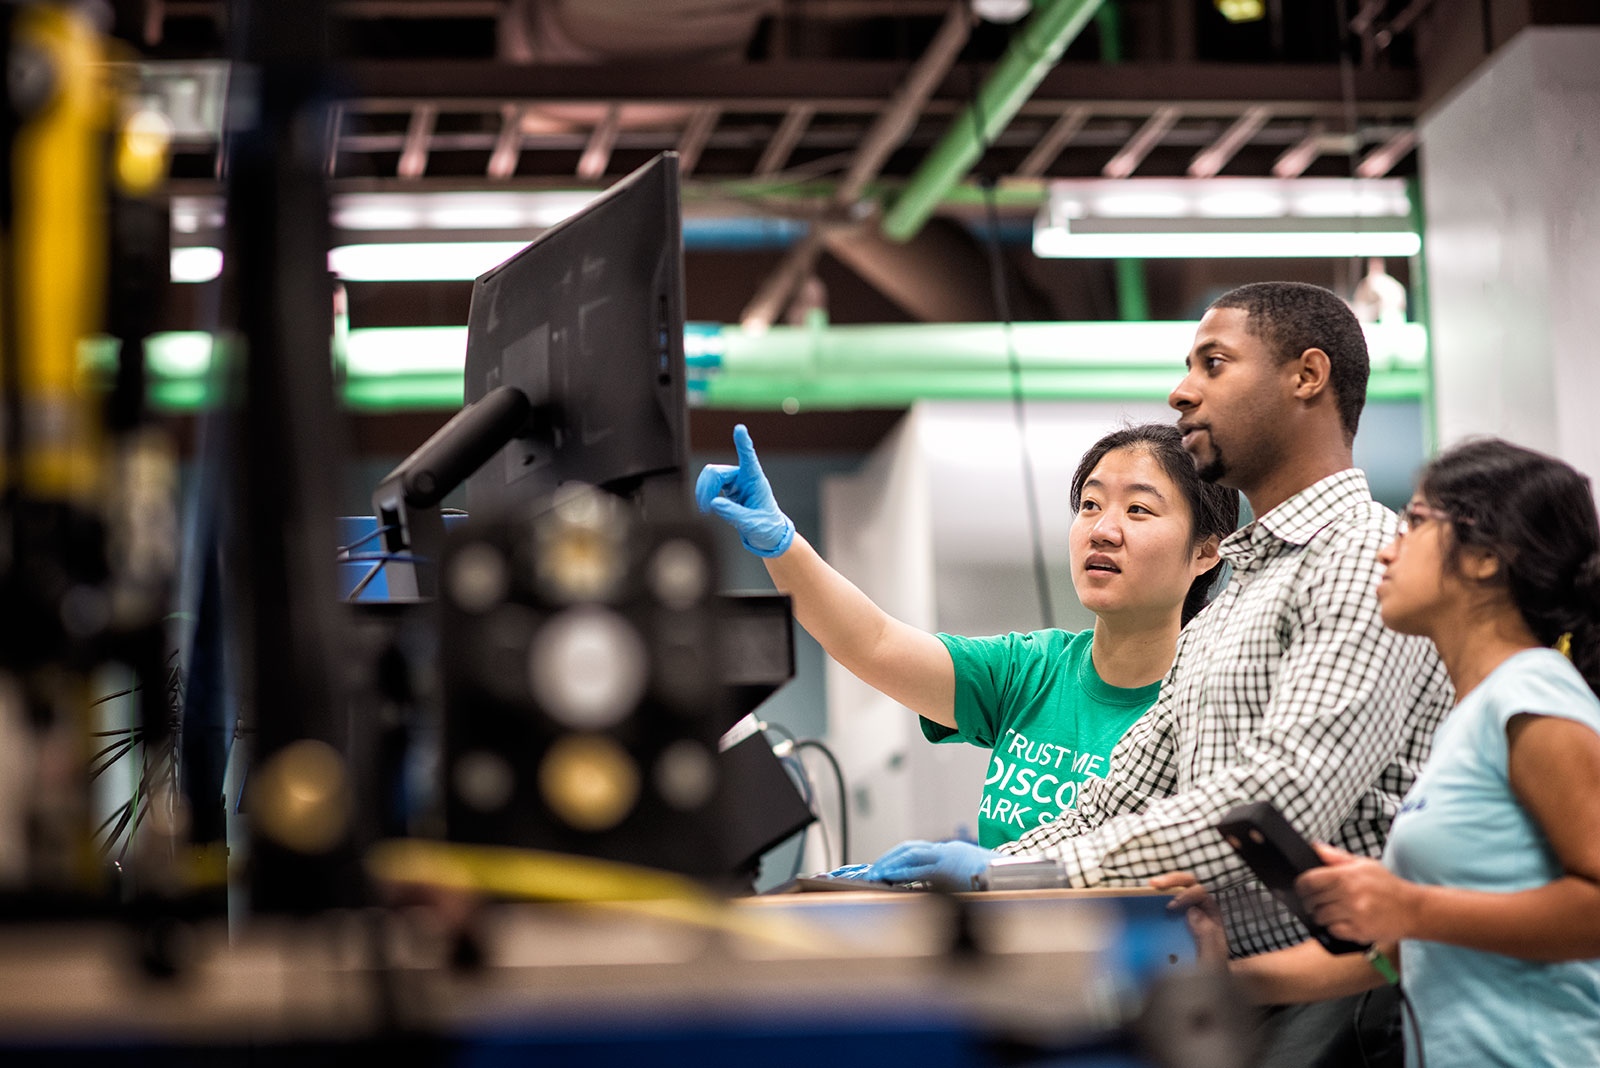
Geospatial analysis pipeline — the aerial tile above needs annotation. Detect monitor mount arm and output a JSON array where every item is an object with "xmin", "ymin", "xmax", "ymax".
[{"xmin": 371, "ymin": 384, "xmax": 533, "ymax": 599}]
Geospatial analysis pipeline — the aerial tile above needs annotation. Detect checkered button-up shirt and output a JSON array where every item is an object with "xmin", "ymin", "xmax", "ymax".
[{"xmin": 994, "ymin": 468, "xmax": 1453, "ymax": 957}]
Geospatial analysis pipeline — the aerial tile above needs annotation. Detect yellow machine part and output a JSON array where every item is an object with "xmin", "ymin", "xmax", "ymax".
[{"xmin": 5, "ymin": 3, "xmax": 111, "ymax": 504}]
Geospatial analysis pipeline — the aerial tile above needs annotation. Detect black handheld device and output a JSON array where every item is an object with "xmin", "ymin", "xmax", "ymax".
[{"xmin": 1215, "ymin": 801, "xmax": 1367, "ymax": 955}]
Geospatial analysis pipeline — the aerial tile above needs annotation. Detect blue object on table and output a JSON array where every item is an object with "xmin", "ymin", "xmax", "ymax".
[{"xmin": 816, "ymin": 863, "xmax": 874, "ymax": 880}]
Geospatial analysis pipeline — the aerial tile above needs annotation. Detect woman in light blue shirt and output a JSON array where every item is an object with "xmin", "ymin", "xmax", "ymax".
[{"xmin": 1161, "ymin": 438, "xmax": 1600, "ymax": 1067}]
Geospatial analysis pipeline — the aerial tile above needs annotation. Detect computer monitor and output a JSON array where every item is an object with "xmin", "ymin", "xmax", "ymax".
[{"xmin": 462, "ymin": 152, "xmax": 689, "ymax": 515}]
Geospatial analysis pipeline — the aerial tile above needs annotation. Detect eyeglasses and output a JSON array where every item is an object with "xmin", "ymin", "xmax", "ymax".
[{"xmin": 1397, "ymin": 501, "xmax": 1472, "ymax": 536}]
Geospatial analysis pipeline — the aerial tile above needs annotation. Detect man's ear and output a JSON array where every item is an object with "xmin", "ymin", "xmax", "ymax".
[{"xmin": 1292, "ymin": 347, "xmax": 1333, "ymax": 403}]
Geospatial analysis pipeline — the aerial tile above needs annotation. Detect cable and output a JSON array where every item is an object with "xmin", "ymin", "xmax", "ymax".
[
  {"xmin": 338, "ymin": 552, "xmax": 429, "ymax": 565},
  {"xmin": 94, "ymin": 799, "xmax": 133, "ymax": 840},
  {"xmin": 767, "ymin": 722, "xmax": 837, "ymax": 871},
  {"xmin": 962, "ymin": 53, "xmax": 1055, "ymax": 630},
  {"xmin": 89, "ymin": 734, "xmax": 144, "ymax": 766},
  {"xmin": 795, "ymin": 738, "xmax": 849, "ymax": 865},
  {"xmin": 89, "ymin": 740, "xmax": 139, "ymax": 780},
  {"xmin": 346, "ymin": 559, "xmax": 386, "ymax": 601},
  {"xmin": 811, "ymin": 798, "xmax": 836, "ymax": 872},
  {"xmin": 335, "ymin": 523, "xmax": 396, "ymax": 556},
  {"xmin": 98, "ymin": 800, "xmax": 137, "ymax": 856},
  {"xmin": 777, "ymin": 751, "xmax": 816, "ymax": 879},
  {"xmin": 118, "ymin": 797, "xmax": 151, "ymax": 862},
  {"xmin": 1397, "ymin": 985, "xmax": 1425, "ymax": 1068},
  {"xmin": 761, "ymin": 719, "xmax": 798, "ymax": 746}
]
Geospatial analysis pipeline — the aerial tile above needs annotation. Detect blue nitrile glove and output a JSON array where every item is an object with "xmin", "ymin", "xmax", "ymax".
[
  {"xmin": 694, "ymin": 423, "xmax": 796, "ymax": 558},
  {"xmin": 865, "ymin": 840, "xmax": 997, "ymax": 891}
]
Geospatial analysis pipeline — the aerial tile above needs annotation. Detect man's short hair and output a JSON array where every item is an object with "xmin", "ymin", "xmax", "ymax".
[{"xmin": 1208, "ymin": 282, "xmax": 1369, "ymax": 440}]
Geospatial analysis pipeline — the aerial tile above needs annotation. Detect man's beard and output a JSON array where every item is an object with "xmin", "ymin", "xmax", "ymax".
[{"xmin": 1196, "ymin": 445, "xmax": 1227, "ymax": 484}]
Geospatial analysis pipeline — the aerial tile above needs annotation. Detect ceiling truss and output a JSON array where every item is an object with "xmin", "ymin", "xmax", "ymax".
[{"xmin": 156, "ymin": 60, "xmax": 1419, "ymax": 196}]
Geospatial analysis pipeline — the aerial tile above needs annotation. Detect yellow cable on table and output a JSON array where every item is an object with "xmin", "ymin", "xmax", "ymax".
[{"xmin": 365, "ymin": 840, "xmax": 841, "ymax": 956}]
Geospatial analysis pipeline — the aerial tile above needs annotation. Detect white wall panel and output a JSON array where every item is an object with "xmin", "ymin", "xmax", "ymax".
[{"xmin": 1421, "ymin": 27, "xmax": 1600, "ymax": 477}]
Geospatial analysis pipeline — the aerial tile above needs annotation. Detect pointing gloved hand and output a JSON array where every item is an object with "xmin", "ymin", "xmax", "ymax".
[
  {"xmin": 866, "ymin": 840, "xmax": 997, "ymax": 891},
  {"xmin": 695, "ymin": 423, "xmax": 796, "ymax": 558}
]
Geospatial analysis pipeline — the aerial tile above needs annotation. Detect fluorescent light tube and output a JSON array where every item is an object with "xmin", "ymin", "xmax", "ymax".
[
  {"xmin": 171, "ymin": 242, "xmax": 536, "ymax": 283},
  {"xmin": 170, "ymin": 246, "xmax": 224, "ymax": 282},
  {"xmin": 1032, "ymin": 229, "xmax": 1421, "ymax": 259},
  {"xmin": 328, "ymin": 242, "xmax": 529, "ymax": 281}
]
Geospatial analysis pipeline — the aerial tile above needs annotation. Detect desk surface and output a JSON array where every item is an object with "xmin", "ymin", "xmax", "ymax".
[
  {"xmin": 0, "ymin": 890, "xmax": 1196, "ymax": 1044},
  {"xmin": 742, "ymin": 886, "xmax": 1177, "ymax": 905}
]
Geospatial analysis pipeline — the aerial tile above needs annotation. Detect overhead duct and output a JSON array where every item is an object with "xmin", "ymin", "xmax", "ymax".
[
  {"xmin": 499, "ymin": 0, "xmax": 775, "ymax": 64},
  {"xmin": 496, "ymin": 0, "xmax": 776, "ymax": 165}
]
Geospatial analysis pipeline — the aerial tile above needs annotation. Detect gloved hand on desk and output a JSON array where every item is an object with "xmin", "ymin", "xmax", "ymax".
[
  {"xmin": 866, "ymin": 840, "xmax": 996, "ymax": 891},
  {"xmin": 695, "ymin": 424, "xmax": 795, "ymax": 558}
]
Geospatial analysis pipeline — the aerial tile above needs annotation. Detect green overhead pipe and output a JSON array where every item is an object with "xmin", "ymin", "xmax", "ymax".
[
  {"xmin": 880, "ymin": 0, "xmax": 1106, "ymax": 243},
  {"xmin": 79, "ymin": 321, "xmax": 1428, "ymax": 413},
  {"xmin": 698, "ymin": 319, "xmax": 1428, "ymax": 409}
]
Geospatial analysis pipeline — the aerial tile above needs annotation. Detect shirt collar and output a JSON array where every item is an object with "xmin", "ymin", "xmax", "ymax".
[{"xmin": 1220, "ymin": 468, "xmax": 1374, "ymax": 563}]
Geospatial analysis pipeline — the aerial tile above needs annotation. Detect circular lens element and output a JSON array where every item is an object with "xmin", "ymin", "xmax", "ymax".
[
  {"xmin": 540, "ymin": 525, "xmax": 623, "ymax": 601},
  {"xmin": 528, "ymin": 607, "xmax": 648, "ymax": 729},
  {"xmin": 550, "ymin": 483, "xmax": 617, "ymax": 530},
  {"xmin": 250, "ymin": 740, "xmax": 352, "ymax": 854},
  {"xmin": 649, "ymin": 539, "xmax": 710, "ymax": 609},
  {"xmin": 448, "ymin": 542, "xmax": 510, "ymax": 613},
  {"xmin": 538, "ymin": 734, "xmax": 639, "ymax": 831},
  {"xmin": 454, "ymin": 750, "xmax": 517, "ymax": 812},
  {"xmin": 654, "ymin": 741, "xmax": 716, "ymax": 811}
]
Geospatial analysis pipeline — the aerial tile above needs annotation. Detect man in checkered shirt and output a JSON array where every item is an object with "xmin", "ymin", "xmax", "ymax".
[
  {"xmin": 996, "ymin": 282, "xmax": 1451, "ymax": 1064},
  {"xmin": 994, "ymin": 284, "xmax": 1452, "ymax": 943}
]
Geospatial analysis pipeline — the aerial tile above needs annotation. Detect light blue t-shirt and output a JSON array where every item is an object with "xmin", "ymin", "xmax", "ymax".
[{"xmin": 1384, "ymin": 647, "xmax": 1600, "ymax": 1068}]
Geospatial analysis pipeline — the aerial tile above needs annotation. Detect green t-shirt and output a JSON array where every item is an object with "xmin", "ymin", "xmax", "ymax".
[{"xmin": 924, "ymin": 629, "xmax": 1159, "ymax": 849}]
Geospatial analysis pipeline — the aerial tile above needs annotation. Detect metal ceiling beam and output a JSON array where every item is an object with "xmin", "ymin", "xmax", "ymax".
[
  {"xmin": 1356, "ymin": 128, "xmax": 1418, "ymax": 178},
  {"xmin": 741, "ymin": 1, "xmax": 974, "ymax": 331},
  {"xmin": 397, "ymin": 103, "xmax": 437, "ymax": 179},
  {"xmin": 836, "ymin": 3, "xmax": 973, "ymax": 205},
  {"xmin": 881, "ymin": 0, "xmax": 1108, "ymax": 242},
  {"xmin": 487, "ymin": 103, "xmax": 525, "ymax": 178},
  {"xmin": 1101, "ymin": 104, "xmax": 1180, "ymax": 178},
  {"xmin": 676, "ymin": 106, "xmax": 721, "ymax": 178},
  {"xmin": 1015, "ymin": 104, "xmax": 1092, "ymax": 179},
  {"xmin": 337, "ymin": 60, "xmax": 1418, "ymax": 110},
  {"xmin": 1272, "ymin": 123, "xmax": 1325, "ymax": 178},
  {"xmin": 756, "ymin": 105, "xmax": 815, "ymax": 176},
  {"xmin": 823, "ymin": 221, "xmax": 1025, "ymax": 323},
  {"xmin": 1187, "ymin": 104, "xmax": 1271, "ymax": 178},
  {"xmin": 576, "ymin": 104, "xmax": 621, "ymax": 180},
  {"xmin": 320, "ymin": 116, "xmax": 1379, "ymax": 163},
  {"xmin": 324, "ymin": 103, "xmax": 344, "ymax": 176}
]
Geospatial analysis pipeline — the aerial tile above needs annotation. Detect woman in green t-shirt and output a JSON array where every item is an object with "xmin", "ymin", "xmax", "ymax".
[{"xmin": 696, "ymin": 422, "xmax": 1239, "ymax": 868}]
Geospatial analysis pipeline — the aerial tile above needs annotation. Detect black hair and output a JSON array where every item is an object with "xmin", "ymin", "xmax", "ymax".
[
  {"xmin": 1070, "ymin": 423, "xmax": 1241, "ymax": 626},
  {"xmin": 1419, "ymin": 437, "xmax": 1600, "ymax": 698},
  {"xmin": 1208, "ymin": 281, "xmax": 1370, "ymax": 442}
]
